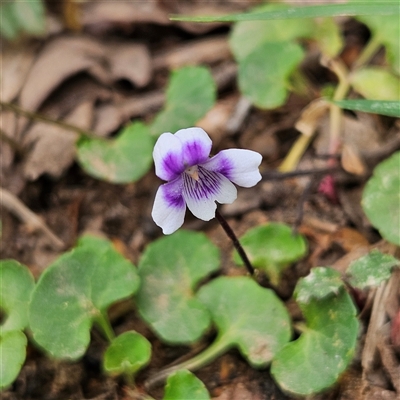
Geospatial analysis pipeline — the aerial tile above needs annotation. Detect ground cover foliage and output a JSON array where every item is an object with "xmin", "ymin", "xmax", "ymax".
[{"xmin": 1, "ymin": 1, "xmax": 400, "ymax": 399}]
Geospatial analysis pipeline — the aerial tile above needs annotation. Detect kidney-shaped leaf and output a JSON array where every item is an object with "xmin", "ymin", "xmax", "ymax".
[
  {"xmin": 238, "ymin": 41, "xmax": 304, "ymax": 109},
  {"xmin": 163, "ymin": 370, "xmax": 210, "ymax": 400},
  {"xmin": 77, "ymin": 122, "xmax": 154, "ymax": 183},
  {"xmin": 197, "ymin": 276, "xmax": 291, "ymax": 367},
  {"xmin": 229, "ymin": 4, "xmax": 314, "ymax": 61},
  {"xmin": 347, "ymin": 250, "xmax": 399, "ymax": 289},
  {"xmin": 295, "ymin": 267, "xmax": 344, "ymax": 304},
  {"xmin": 29, "ymin": 235, "xmax": 140, "ymax": 359},
  {"xmin": 136, "ymin": 230, "xmax": 220, "ymax": 344},
  {"xmin": 350, "ymin": 68, "xmax": 400, "ymax": 101},
  {"xmin": 271, "ymin": 287, "xmax": 359, "ymax": 395},
  {"xmin": 0, "ymin": 330, "xmax": 27, "ymax": 389},
  {"xmin": 362, "ymin": 151, "xmax": 400, "ymax": 245},
  {"xmin": 0, "ymin": 260, "xmax": 35, "ymax": 334},
  {"xmin": 234, "ymin": 223, "xmax": 307, "ymax": 285},
  {"xmin": 356, "ymin": 14, "xmax": 400, "ymax": 74},
  {"xmin": 150, "ymin": 66, "xmax": 216, "ymax": 137},
  {"xmin": 103, "ymin": 331, "xmax": 151, "ymax": 376}
]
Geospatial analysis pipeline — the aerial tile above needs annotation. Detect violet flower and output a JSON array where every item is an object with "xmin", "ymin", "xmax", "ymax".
[{"xmin": 151, "ymin": 127, "xmax": 262, "ymax": 234}]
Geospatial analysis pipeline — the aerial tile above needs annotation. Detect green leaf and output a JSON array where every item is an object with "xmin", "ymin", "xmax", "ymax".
[
  {"xmin": 334, "ymin": 100, "xmax": 400, "ymax": 118},
  {"xmin": 136, "ymin": 230, "xmax": 220, "ymax": 344},
  {"xmin": 171, "ymin": 3, "xmax": 399, "ymax": 22},
  {"xmin": 295, "ymin": 267, "xmax": 344, "ymax": 304},
  {"xmin": 76, "ymin": 122, "xmax": 154, "ymax": 184},
  {"xmin": 314, "ymin": 18, "xmax": 343, "ymax": 58},
  {"xmin": 163, "ymin": 370, "xmax": 210, "ymax": 400},
  {"xmin": 0, "ymin": 0, "xmax": 45, "ymax": 40},
  {"xmin": 0, "ymin": 260, "xmax": 35, "ymax": 334},
  {"xmin": 347, "ymin": 250, "xmax": 400, "ymax": 289},
  {"xmin": 356, "ymin": 14, "xmax": 400, "ymax": 73},
  {"xmin": 237, "ymin": 41, "xmax": 304, "ymax": 109},
  {"xmin": 29, "ymin": 235, "xmax": 140, "ymax": 359},
  {"xmin": 271, "ymin": 289, "xmax": 359, "ymax": 396},
  {"xmin": 233, "ymin": 223, "xmax": 307, "ymax": 285},
  {"xmin": 197, "ymin": 276, "xmax": 291, "ymax": 367},
  {"xmin": 103, "ymin": 331, "xmax": 151, "ymax": 376},
  {"xmin": 12, "ymin": 0, "xmax": 46, "ymax": 36},
  {"xmin": 229, "ymin": 4, "xmax": 314, "ymax": 61},
  {"xmin": 150, "ymin": 66, "xmax": 216, "ymax": 137},
  {"xmin": 362, "ymin": 151, "xmax": 400, "ymax": 245},
  {"xmin": 0, "ymin": 2, "xmax": 20, "ymax": 39},
  {"xmin": 350, "ymin": 68, "xmax": 400, "ymax": 100},
  {"xmin": 0, "ymin": 330, "xmax": 27, "ymax": 389}
]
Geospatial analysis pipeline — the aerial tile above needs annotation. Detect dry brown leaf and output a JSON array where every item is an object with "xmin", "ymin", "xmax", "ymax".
[
  {"xmin": 22, "ymin": 101, "xmax": 93, "ymax": 180},
  {"xmin": 105, "ymin": 42, "xmax": 152, "ymax": 88},
  {"xmin": 197, "ymin": 96, "xmax": 238, "ymax": 146},
  {"xmin": 81, "ymin": 1, "xmax": 169, "ymax": 32},
  {"xmin": 1, "ymin": 45, "xmax": 38, "ymax": 102},
  {"xmin": 341, "ymin": 143, "xmax": 367, "ymax": 175},
  {"xmin": 331, "ymin": 226, "xmax": 370, "ymax": 252},
  {"xmin": 153, "ymin": 36, "xmax": 231, "ymax": 69},
  {"xmin": 315, "ymin": 113, "xmax": 382, "ymax": 158},
  {"xmin": 19, "ymin": 36, "xmax": 109, "ymax": 113}
]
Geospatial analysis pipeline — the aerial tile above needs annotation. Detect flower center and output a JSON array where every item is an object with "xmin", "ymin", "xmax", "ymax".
[{"xmin": 185, "ymin": 165, "xmax": 200, "ymax": 181}]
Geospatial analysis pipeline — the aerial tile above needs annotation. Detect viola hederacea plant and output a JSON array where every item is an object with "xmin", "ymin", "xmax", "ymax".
[{"xmin": 151, "ymin": 127, "xmax": 262, "ymax": 274}]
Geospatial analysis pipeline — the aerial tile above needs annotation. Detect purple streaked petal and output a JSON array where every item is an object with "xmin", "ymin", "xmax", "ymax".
[
  {"xmin": 201, "ymin": 149, "xmax": 262, "ymax": 188},
  {"xmin": 153, "ymin": 132, "xmax": 185, "ymax": 181},
  {"xmin": 174, "ymin": 127, "xmax": 212, "ymax": 167},
  {"xmin": 182, "ymin": 166, "xmax": 237, "ymax": 221},
  {"xmin": 151, "ymin": 178, "xmax": 186, "ymax": 234}
]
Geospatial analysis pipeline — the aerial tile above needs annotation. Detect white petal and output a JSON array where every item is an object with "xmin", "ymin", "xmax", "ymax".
[
  {"xmin": 174, "ymin": 127, "xmax": 212, "ymax": 166},
  {"xmin": 201, "ymin": 149, "xmax": 262, "ymax": 188},
  {"xmin": 151, "ymin": 178, "xmax": 186, "ymax": 234},
  {"xmin": 182, "ymin": 167, "xmax": 237, "ymax": 221},
  {"xmin": 153, "ymin": 132, "xmax": 185, "ymax": 181}
]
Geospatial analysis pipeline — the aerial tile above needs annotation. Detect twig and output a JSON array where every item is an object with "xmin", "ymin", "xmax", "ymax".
[
  {"xmin": 0, "ymin": 101, "xmax": 99, "ymax": 140},
  {"xmin": 0, "ymin": 187, "xmax": 65, "ymax": 250},
  {"xmin": 215, "ymin": 209, "xmax": 254, "ymax": 275},
  {"xmin": 262, "ymin": 166, "xmax": 341, "ymax": 181}
]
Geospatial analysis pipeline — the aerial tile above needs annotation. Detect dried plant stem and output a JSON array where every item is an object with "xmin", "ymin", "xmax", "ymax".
[
  {"xmin": 145, "ymin": 337, "xmax": 229, "ymax": 389},
  {"xmin": 353, "ymin": 34, "xmax": 382, "ymax": 69},
  {"xmin": 215, "ymin": 210, "xmax": 254, "ymax": 275},
  {"xmin": 0, "ymin": 101, "xmax": 99, "ymax": 140},
  {"xmin": 0, "ymin": 187, "xmax": 65, "ymax": 249},
  {"xmin": 328, "ymin": 58, "xmax": 350, "ymax": 160}
]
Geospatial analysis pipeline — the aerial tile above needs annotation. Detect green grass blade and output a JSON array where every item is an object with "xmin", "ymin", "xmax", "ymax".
[
  {"xmin": 171, "ymin": 3, "xmax": 399, "ymax": 22},
  {"xmin": 334, "ymin": 100, "xmax": 400, "ymax": 117}
]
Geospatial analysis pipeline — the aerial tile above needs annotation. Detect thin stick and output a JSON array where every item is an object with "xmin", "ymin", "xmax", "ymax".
[
  {"xmin": 0, "ymin": 101, "xmax": 99, "ymax": 140},
  {"xmin": 0, "ymin": 187, "xmax": 65, "ymax": 250},
  {"xmin": 262, "ymin": 166, "xmax": 340, "ymax": 181},
  {"xmin": 215, "ymin": 210, "xmax": 254, "ymax": 275}
]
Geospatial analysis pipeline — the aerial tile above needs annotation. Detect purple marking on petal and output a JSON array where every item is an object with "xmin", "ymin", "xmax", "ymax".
[
  {"xmin": 183, "ymin": 166, "xmax": 220, "ymax": 201},
  {"xmin": 162, "ymin": 152, "xmax": 185, "ymax": 180},
  {"xmin": 163, "ymin": 177, "xmax": 185, "ymax": 208},
  {"xmin": 200, "ymin": 153, "xmax": 234, "ymax": 179},
  {"xmin": 182, "ymin": 141, "xmax": 210, "ymax": 166}
]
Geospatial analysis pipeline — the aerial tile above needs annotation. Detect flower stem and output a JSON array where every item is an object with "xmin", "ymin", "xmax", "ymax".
[
  {"xmin": 215, "ymin": 210, "xmax": 254, "ymax": 275},
  {"xmin": 145, "ymin": 336, "xmax": 230, "ymax": 389},
  {"xmin": 94, "ymin": 312, "xmax": 115, "ymax": 342}
]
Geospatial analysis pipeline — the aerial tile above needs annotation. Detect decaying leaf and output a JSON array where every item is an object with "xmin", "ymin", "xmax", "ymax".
[
  {"xmin": 19, "ymin": 36, "xmax": 109, "ymax": 113},
  {"xmin": 23, "ymin": 101, "xmax": 93, "ymax": 180}
]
